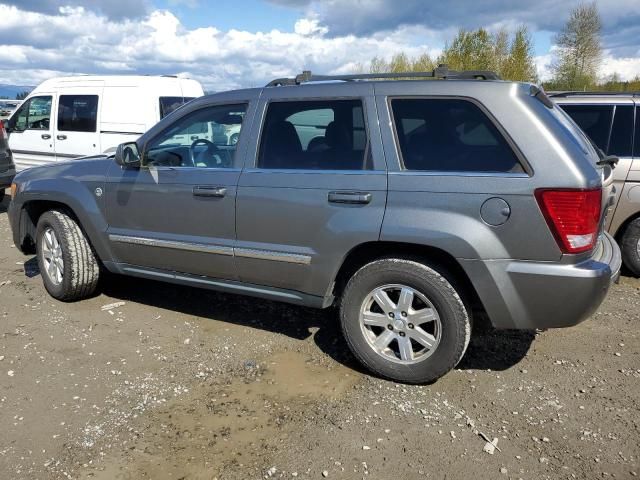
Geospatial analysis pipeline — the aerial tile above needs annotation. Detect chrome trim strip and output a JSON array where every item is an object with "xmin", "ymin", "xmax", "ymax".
[
  {"xmin": 235, "ymin": 247, "xmax": 312, "ymax": 265},
  {"xmin": 109, "ymin": 234, "xmax": 234, "ymax": 256},
  {"xmin": 109, "ymin": 234, "xmax": 312, "ymax": 264}
]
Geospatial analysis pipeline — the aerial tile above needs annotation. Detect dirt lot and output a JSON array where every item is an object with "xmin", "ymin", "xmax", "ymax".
[{"xmin": 0, "ymin": 191, "xmax": 639, "ymax": 480}]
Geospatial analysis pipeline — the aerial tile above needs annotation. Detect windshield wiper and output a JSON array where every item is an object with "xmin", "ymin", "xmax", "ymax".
[{"xmin": 597, "ymin": 155, "xmax": 619, "ymax": 168}]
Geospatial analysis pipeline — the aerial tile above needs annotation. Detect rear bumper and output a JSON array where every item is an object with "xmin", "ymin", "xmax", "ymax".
[{"xmin": 460, "ymin": 232, "xmax": 621, "ymax": 329}]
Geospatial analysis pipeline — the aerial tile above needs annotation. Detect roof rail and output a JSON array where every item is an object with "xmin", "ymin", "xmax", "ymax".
[
  {"xmin": 266, "ymin": 64, "xmax": 500, "ymax": 87},
  {"xmin": 549, "ymin": 91, "xmax": 640, "ymax": 98}
]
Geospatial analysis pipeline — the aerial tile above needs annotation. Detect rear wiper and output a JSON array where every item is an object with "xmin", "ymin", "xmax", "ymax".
[{"xmin": 597, "ymin": 155, "xmax": 619, "ymax": 168}]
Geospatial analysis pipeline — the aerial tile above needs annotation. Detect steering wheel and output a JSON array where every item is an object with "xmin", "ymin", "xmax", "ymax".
[{"xmin": 190, "ymin": 138, "xmax": 219, "ymax": 167}]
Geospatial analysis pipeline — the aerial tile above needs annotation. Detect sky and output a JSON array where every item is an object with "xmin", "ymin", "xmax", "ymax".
[{"xmin": 0, "ymin": 0, "xmax": 638, "ymax": 91}]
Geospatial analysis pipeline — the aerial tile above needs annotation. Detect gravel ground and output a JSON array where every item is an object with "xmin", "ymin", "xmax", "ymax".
[{"xmin": 0, "ymin": 191, "xmax": 639, "ymax": 480}]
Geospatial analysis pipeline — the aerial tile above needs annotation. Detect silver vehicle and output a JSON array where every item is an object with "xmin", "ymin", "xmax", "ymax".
[
  {"xmin": 8, "ymin": 68, "xmax": 621, "ymax": 383},
  {"xmin": 552, "ymin": 92, "xmax": 640, "ymax": 275}
]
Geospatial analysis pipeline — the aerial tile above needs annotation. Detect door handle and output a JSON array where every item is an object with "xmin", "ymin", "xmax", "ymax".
[
  {"xmin": 57, "ymin": 134, "xmax": 67, "ymax": 140},
  {"xmin": 41, "ymin": 134, "xmax": 51, "ymax": 140},
  {"xmin": 328, "ymin": 191, "xmax": 372, "ymax": 205},
  {"xmin": 193, "ymin": 185, "xmax": 227, "ymax": 198}
]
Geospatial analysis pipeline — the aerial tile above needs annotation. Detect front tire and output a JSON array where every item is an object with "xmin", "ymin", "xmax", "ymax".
[
  {"xmin": 36, "ymin": 210, "xmax": 100, "ymax": 301},
  {"xmin": 340, "ymin": 258, "xmax": 471, "ymax": 384},
  {"xmin": 621, "ymin": 218, "xmax": 640, "ymax": 277}
]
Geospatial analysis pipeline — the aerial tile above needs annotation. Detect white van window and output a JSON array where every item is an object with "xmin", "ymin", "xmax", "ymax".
[
  {"xmin": 159, "ymin": 97, "xmax": 196, "ymax": 118},
  {"xmin": 58, "ymin": 95, "xmax": 99, "ymax": 132},
  {"xmin": 12, "ymin": 96, "xmax": 52, "ymax": 131}
]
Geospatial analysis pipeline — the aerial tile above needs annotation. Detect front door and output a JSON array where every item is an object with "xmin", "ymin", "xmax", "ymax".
[
  {"xmin": 7, "ymin": 95, "xmax": 56, "ymax": 170},
  {"xmin": 105, "ymin": 100, "xmax": 254, "ymax": 280},
  {"xmin": 54, "ymin": 92, "xmax": 101, "ymax": 160},
  {"xmin": 235, "ymin": 83, "xmax": 387, "ymax": 299}
]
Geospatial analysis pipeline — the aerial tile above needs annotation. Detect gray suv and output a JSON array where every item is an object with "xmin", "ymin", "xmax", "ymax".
[
  {"xmin": 552, "ymin": 92, "xmax": 640, "ymax": 275},
  {"xmin": 7, "ymin": 69, "xmax": 621, "ymax": 383},
  {"xmin": 0, "ymin": 120, "xmax": 15, "ymax": 203}
]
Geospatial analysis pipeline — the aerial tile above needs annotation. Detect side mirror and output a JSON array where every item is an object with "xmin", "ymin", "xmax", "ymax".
[{"xmin": 114, "ymin": 142, "xmax": 141, "ymax": 168}]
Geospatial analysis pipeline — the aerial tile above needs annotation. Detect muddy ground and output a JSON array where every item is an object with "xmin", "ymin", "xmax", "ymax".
[{"xmin": 0, "ymin": 191, "xmax": 638, "ymax": 480}]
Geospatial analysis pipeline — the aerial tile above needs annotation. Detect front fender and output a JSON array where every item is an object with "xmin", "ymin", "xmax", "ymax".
[{"xmin": 14, "ymin": 160, "xmax": 114, "ymax": 262}]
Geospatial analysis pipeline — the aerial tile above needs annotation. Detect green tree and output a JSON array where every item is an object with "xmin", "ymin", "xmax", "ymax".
[
  {"xmin": 551, "ymin": 2, "xmax": 602, "ymax": 90},
  {"xmin": 389, "ymin": 52, "xmax": 412, "ymax": 73},
  {"xmin": 502, "ymin": 26, "xmax": 538, "ymax": 82},
  {"xmin": 439, "ymin": 28, "xmax": 496, "ymax": 71},
  {"xmin": 15, "ymin": 91, "xmax": 30, "ymax": 100},
  {"xmin": 411, "ymin": 53, "xmax": 435, "ymax": 72}
]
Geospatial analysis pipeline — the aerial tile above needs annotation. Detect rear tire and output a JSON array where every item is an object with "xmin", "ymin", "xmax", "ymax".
[
  {"xmin": 0, "ymin": 190, "xmax": 5, "ymax": 204},
  {"xmin": 621, "ymin": 218, "xmax": 640, "ymax": 277},
  {"xmin": 340, "ymin": 258, "xmax": 471, "ymax": 384},
  {"xmin": 36, "ymin": 210, "xmax": 100, "ymax": 301}
]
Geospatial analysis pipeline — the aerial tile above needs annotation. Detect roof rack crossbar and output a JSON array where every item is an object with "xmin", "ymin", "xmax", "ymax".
[{"xmin": 266, "ymin": 64, "xmax": 500, "ymax": 87}]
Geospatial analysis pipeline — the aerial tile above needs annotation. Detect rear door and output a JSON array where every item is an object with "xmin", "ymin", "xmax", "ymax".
[
  {"xmin": 235, "ymin": 83, "xmax": 387, "ymax": 299},
  {"xmin": 54, "ymin": 91, "xmax": 101, "ymax": 160},
  {"xmin": 7, "ymin": 95, "xmax": 56, "ymax": 170}
]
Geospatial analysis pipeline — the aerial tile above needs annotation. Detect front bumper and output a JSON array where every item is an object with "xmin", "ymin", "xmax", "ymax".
[
  {"xmin": 460, "ymin": 232, "xmax": 621, "ymax": 329},
  {"xmin": 0, "ymin": 165, "xmax": 15, "ymax": 189}
]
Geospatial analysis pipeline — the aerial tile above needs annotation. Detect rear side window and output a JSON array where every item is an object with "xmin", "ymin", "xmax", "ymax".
[
  {"xmin": 258, "ymin": 99, "xmax": 370, "ymax": 170},
  {"xmin": 159, "ymin": 97, "xmax": 195, "ymax": 118},
  {"xmin": 58, "ymin": 95, "xmax": 98, "ymax": 132},
  {"xmin": 560, "ymin": 105, "xmax": 613, "ymax": 154},
  {"xmin": 391, "ymin": 98, "xmax": 523, "ymax": 173},
  {"xmin": 608, "ymin": 106, "xmax": 634, "ymax": 157}
]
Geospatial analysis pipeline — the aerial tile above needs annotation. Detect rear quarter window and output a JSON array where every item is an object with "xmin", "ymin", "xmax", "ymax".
[{"xmin": 390, "ymin": 98, "xmax": 523, "ymax": 173}]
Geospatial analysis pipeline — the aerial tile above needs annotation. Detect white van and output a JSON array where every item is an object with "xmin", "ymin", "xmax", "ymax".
[{"xmin": 5, "ymin": 75, "xmax": 204, "ymax": 170}]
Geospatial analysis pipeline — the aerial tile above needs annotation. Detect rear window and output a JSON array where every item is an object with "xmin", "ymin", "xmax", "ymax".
[
  {"xmin": 159, "ymin": 97, "xmax": 195, "ymax": 118},
  {"xmin": 390, "ymin": 98, "xmax": 523, "ymax": 173},
  {"xmin": 58, "ymin": 95, "xmax": 98, "ymax": 132}
]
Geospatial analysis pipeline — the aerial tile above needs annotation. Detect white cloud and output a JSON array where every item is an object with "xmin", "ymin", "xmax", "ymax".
[{"xmin": 0, "ymin": 4, "xmax": 442, "ymax": 91}]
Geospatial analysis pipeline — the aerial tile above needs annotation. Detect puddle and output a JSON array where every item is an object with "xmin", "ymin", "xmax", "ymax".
[{"xmin": 80, "ymin": 350, "xmax": 359, "ymax": 479}]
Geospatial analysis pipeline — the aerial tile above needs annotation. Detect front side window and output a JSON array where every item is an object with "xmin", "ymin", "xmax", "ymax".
[
  {"xmin": 560, "ymin": 104, "xmax": 614, "ymax": 154},
  {"xmin": 11, "ymin": 96, "xmax": 52, "ymax": 131},
  {"xmin": 258, "ymin": 99, "xmax": 370, "ymax": 170},
  {"xmin": 58, "ymin": 95, "xmax": 98, "ymax": 132},
  {"xmin": 145, "ymin": 103, "xmax": 247, "ymax": 168},
  {"xmin": 391, "ymin": 98, "xmax": 523, "ymax": 173},
  {"xmin": 159, "ymin": 96, "xmax": 196, "ymax": 118}
]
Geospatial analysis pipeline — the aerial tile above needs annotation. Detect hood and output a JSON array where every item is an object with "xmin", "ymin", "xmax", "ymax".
[{"xmin": 14, "ymin": 155, "xmax": 113, "ymax": 183}]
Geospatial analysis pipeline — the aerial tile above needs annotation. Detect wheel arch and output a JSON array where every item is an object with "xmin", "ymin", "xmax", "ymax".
[
  {"xmin": 17, "ymin": 199, "xmax": 105, "ymax": 263},
  {"xmin": 331, "ymin": 241, "xmax": 486, "ymax": 318}
]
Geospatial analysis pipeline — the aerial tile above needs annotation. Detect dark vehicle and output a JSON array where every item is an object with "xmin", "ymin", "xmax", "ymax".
[
  {"xmin": 552, "ymin": 92, "xmax": 640, "ymax": 275},
  {"xmin": 8, "ymin": 68, "xmax": 621, "ymax": 383},
  {"xmin": 0, "ymin": 120, "xmax": 15, "ymax": 203}
]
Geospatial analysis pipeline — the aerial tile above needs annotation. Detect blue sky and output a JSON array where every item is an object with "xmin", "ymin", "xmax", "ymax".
[{"xmin": 0, "ymin": 0, "xmax": 638, "ymax": 90}]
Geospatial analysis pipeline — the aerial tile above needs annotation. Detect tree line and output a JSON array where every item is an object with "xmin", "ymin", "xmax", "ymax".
[{"xmin": 364, "ymin": 2, "xmax": 639, "ymax": 91}]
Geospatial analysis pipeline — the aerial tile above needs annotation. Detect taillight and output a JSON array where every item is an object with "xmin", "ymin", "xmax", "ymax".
[
  {"xmin": 0, "ymin": 121, "xmax": 7, "ymax": 141},
  {"xmin": 535, "ymin": 188, "xmax": 601, "ymax": 254}
]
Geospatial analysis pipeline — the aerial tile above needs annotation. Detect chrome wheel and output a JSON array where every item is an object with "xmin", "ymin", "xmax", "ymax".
[
  {"xmin": 41, "ymin": 227, "xmax": 64, "ymax": 285},
  {"xmin": 359, "ymin": 284, "xmax": 442, "ymax": 364}
]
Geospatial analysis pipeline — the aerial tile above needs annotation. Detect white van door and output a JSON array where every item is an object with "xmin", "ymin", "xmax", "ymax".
[
  {"xmin": 7, "ymin": 94, "xmax": 56, "ymax": 170},
  {"xmin": 54, "ymin": 93, "xmax": 100, "ymax": 160}
]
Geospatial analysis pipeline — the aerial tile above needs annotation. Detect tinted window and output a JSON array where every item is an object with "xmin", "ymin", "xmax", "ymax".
[
  {"xmin": 635, "ymin": 107, "xmax": 640, "ymax": 157},
  {"xmin": 11, "ymin": 96, "xmax": 52, "ymax": 131},
  {"xmin": 560, "ymin": 105, "xmax": 613, "ymax": 154},
  {"xmin": 159, "ymin": 96, "xmax": 195, "ymax": 118},
  {"xmin": 145, "ymin": 104, "xmax": 246, "ymax": 168},
  {"xmin": 58, "ymin": 95, "xmax": 98, "ymax": 132},
  {"xmin": 608, "ymin": 106, "xmax": 634, "ymax": 157},
  {"xmin": 258, "ymin": 99, "xmax": 370, "ymax": 170},
  {"xmin": 391, "ymin": 98, "xmax": 523, "ymax": 173}
]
